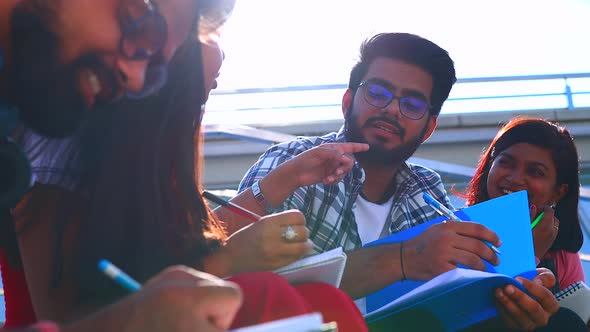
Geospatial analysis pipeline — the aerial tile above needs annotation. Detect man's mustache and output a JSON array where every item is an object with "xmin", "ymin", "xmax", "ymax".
[{"xmin": 364, "ymin": 116, "xmax": 405, "ymax": 140}]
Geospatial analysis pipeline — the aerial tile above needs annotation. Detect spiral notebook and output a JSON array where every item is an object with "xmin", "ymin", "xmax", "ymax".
[
  {"xmin": 273, "ymin": 247, "xmax": 347, "ymax": 287},
  {"xmin": 555, "ymin": 281, "xmax": 590, "ymax": 322}
]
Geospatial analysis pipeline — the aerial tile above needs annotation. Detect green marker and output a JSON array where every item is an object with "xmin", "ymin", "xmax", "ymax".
[{"xmin": 531, "ymin": 211, "xmax": 545, "ymax": 229}]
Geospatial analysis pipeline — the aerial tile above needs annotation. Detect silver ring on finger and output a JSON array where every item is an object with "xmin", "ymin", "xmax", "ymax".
[{"xmin": 282, "ymin": 225, "xmax": 299, "ymax": 242}]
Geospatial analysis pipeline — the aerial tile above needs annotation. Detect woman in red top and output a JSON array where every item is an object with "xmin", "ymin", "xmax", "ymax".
[{"xmin": 464, "ymin": 117, "xmax": 584, "ymax": 292}]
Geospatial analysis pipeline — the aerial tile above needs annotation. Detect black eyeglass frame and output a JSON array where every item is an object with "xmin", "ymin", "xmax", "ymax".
[
  {"xmin": 118, "ymin": 0, "xmax": 169, "ymax": 98},
  {"xmin": 357, "ymin": 80, "xmax": 433, "ymax": 120}
]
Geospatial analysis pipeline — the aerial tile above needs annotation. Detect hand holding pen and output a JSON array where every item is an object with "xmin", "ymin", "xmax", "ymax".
[
  {"xmin": 423, "ymin": 193, "xmax": 501, "ymax": 255},
  {"xmin": 203, "ymin": 191, "xmax": 312, "ymax": 272},
  {"xmin": 530, "ymin": 204, "xmax": 559, "ymax": 259},
  {"xmin": 98, "ymin": 260, "xmax": 243, "ymax": 331}
]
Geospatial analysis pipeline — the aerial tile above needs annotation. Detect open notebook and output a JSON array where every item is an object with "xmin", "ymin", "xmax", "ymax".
[
  {"xmin": 273, "ymin": 247, "xmax": 347, "ymax": 287},
  {"xmin": 229, "ymin": 313, "xmax": 337, "ymax": 332},
  {"xmin": 364, "ymin": 191, "xmax": 536, "ymax": 331},
  {"xmin": 555, "ymin": 281, "xmax": 590, "ymax": 322}
]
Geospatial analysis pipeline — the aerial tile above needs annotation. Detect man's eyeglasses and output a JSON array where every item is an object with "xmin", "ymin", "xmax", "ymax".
[
  {"xmin": 118, "ymin": 0, "xmax": 169, "ymax": 98},
  {"xmin": 358, "ymin": 80, "xmax": 432, "ymax": 120}
]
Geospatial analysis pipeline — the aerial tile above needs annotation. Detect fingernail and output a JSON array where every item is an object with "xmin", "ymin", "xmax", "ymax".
[
  {"xmin": 530, "ymin": 204, "xmax": 536, "ymax": 212},
  {"xmin": 505, "ymin": 285, "xmax": 515, "ymax": 295}
]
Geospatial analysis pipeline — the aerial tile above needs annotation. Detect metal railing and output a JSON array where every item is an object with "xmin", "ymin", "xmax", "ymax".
[{"xmin": 205, "ymin": 73, "xmax": 590, "ymax": 125}]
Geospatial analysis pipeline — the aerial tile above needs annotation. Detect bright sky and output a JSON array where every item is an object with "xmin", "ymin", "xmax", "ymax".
[
  {"xmin": 215, "ymin": 0, "xmax": 590, "ymax": 89},
  {"xmin": 205, "ymin": 0, "xmax": 590, "ymax": 125}
]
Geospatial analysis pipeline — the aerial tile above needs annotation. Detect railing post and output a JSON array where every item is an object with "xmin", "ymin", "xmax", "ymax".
[{"xmin": 565, "ymin": 78, "xmax": 575, "ymax": 110}]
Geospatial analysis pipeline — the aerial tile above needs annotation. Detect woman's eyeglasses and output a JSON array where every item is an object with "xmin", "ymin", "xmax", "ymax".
[
  {"xmin": 358, "ymin": 80, "xmax": 432, "ymax": 120},
  {"xmin": 118, "ymin": 0, "xmax": 169, "ymax": 98}
]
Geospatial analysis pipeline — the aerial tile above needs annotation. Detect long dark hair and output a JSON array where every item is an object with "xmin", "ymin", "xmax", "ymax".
[
  {"xmin": 2, "ymin": 0, "xmax": 236, "ymax": 308},
  {"xmin": 74, "ymin": 41, "xmax": 228, "ymax": 305},
  {"xmin": 464, "ymin": 117, "xmax": 582, "ymax": 253}
]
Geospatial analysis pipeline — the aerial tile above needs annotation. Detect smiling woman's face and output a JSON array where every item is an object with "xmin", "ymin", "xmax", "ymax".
[{"xmin": 486, "ymin": 142, "xmax": 567, "ymax": 209}]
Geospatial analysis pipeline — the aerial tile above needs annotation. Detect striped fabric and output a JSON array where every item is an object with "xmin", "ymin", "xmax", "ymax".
[
  {"xmin": 238, "ymin": 128, "xmax": 453, "ymax": 254},
  {"xmin": 14, "ymin": 126, "xmax": 80, "ymax": 190}
]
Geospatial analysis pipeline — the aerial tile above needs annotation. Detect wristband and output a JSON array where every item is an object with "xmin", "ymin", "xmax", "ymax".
[{"xmin": 251, "ymin": 180, "xmax": 272, "ymax": 213}]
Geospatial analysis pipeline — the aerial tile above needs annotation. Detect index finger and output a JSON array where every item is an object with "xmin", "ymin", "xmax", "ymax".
[
  {"xmin": 146, "ymin": 266, "xmax": 226, "ymax": 286},
  {"xmin": 337, "ymin": 142, "xmax": 370, "ymax": 154},
  {"xmin": 191, "ymin": 281, "xmax": 243, "ymax": 329},
  {"xmin": 539, "ymin": 205, "xmax": 556, "ymax": 223},
  {"xmin": 449, "ymin": 221, "xmax": 501, "ymax": 247}
]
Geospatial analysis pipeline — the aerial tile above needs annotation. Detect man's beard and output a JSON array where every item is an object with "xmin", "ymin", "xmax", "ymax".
[
  {"xmin": 344, "ymin": 104, "xmax": 428, "ymax": 166},
  {"xmin": 7, "ymin": 1, "xmax": 117, "ymax": 138}
]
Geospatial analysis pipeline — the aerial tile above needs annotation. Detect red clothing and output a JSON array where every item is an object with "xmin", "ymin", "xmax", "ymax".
[
  {"xmin": 1, "ymin": 321, "xmax": 60, "ymax": 332},
  {"xmin": 229, "ymin": 272, "xmax": 368, "ymax": 332},
  {"xmin": 542, "ymin": 250, "xmax": 585, "ymax": 291},
  {"xmin": 0, "ymin": 249, "xmax": 37, "ymax": 328},
  {"xmin": 0, "ymin": 258, "xmax": 365, "ymax": 331}
]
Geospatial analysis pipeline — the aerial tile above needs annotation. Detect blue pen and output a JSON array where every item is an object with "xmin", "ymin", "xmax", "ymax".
[
  {"xmin": 98, "ymin": 259, "xmax": 141, "ymax": 292},
  {"xmin": 422, "ymin": 192, "xmax": 501, "ymax": 255}
]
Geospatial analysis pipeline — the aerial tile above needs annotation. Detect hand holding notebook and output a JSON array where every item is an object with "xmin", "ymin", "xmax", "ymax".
[{"xmin": 364, "ymin": 191, "xmax": 537, "ymax": 331}]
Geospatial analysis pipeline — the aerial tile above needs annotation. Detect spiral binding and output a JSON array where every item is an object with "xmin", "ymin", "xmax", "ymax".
[{"xmin": 555, "ymin": 281, "xmax": 584, "ymax": 301}]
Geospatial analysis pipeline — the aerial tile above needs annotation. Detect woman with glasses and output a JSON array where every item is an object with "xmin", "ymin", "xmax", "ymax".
[
  {"xmin": 3, "ymin": 2, "xmax": 368, "ymax": 332},
  {"xmin": 0, "ymin": 0, "xmax": 237, "ymax": 327}
]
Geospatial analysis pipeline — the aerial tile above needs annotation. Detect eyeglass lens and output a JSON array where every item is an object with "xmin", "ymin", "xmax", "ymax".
[
  {"xmin": 119, "ymin": 0, "xmax": 167, "ymax": 60},
  {"xmin": 364, "ymin": 82, "xmax": 429, "ymax": 119}
]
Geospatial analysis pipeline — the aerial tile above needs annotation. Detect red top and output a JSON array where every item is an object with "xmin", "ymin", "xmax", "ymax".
[
  {"xmin": 0, "ymin": 249, "xmax": 37, "ymax": 328},
  {"xmin": 545, "ymin": 250, "xmax": 585, "ymax": 290}
]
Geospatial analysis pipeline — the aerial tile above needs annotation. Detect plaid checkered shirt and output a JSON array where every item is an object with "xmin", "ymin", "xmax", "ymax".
[{"xmin": 238, "ymin": 128, "xmax": 454, "ymax": 254}]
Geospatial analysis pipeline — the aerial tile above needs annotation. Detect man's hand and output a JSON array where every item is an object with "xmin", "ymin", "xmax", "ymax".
[
  {"xmin": 221, "ymin": 210, "xmax": 312, "ymax": 274},
  {"xmin": 403, "ymin": 221, "xmax": 501, "ymax": 280},
  {"xmin": 494, "ymin": 268, "xmax": 559, "ymax": 330},
  {"xmin": 282, "ymin": 142, "xmax": 369, "ymax": 187}
]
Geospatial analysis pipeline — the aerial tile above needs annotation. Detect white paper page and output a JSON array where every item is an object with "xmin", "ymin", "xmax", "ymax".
[
  {"xmin": 229, "ymin": 313, "xmax": 323, "ymax": 332},
  {"xmin": 365, "ymin": 268, "xmax": 496, "ymax": 318},
  {"xmin": 273, "ymin": 247, "xmax": 347, "ymax": 287}
]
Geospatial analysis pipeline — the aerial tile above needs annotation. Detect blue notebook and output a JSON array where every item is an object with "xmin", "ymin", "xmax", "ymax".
[{"xmin": 364, "ymin": 190, "xmax": 537, "ymax": 331}]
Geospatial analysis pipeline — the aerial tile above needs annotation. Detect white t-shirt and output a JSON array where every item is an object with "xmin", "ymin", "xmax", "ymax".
[
  {"xmin": 353, "ymin": 194, "xmax": 394, "ymax": 314},
  {"xmin": 354, "ymin": 194, "xmax": 393, "ymax": 245}
]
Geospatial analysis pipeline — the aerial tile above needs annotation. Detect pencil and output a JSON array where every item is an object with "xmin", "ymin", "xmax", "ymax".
[
  {"xmin": 202, "ymin": 191, "xmax": 261, "ymax": 221},
  {"xmin": 98, "ymin": 259, "xmax": 141, "ymax": 292},
  {"xmin": 531, "ymin": 211, "xmax": 545, "ymax": 230}
]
